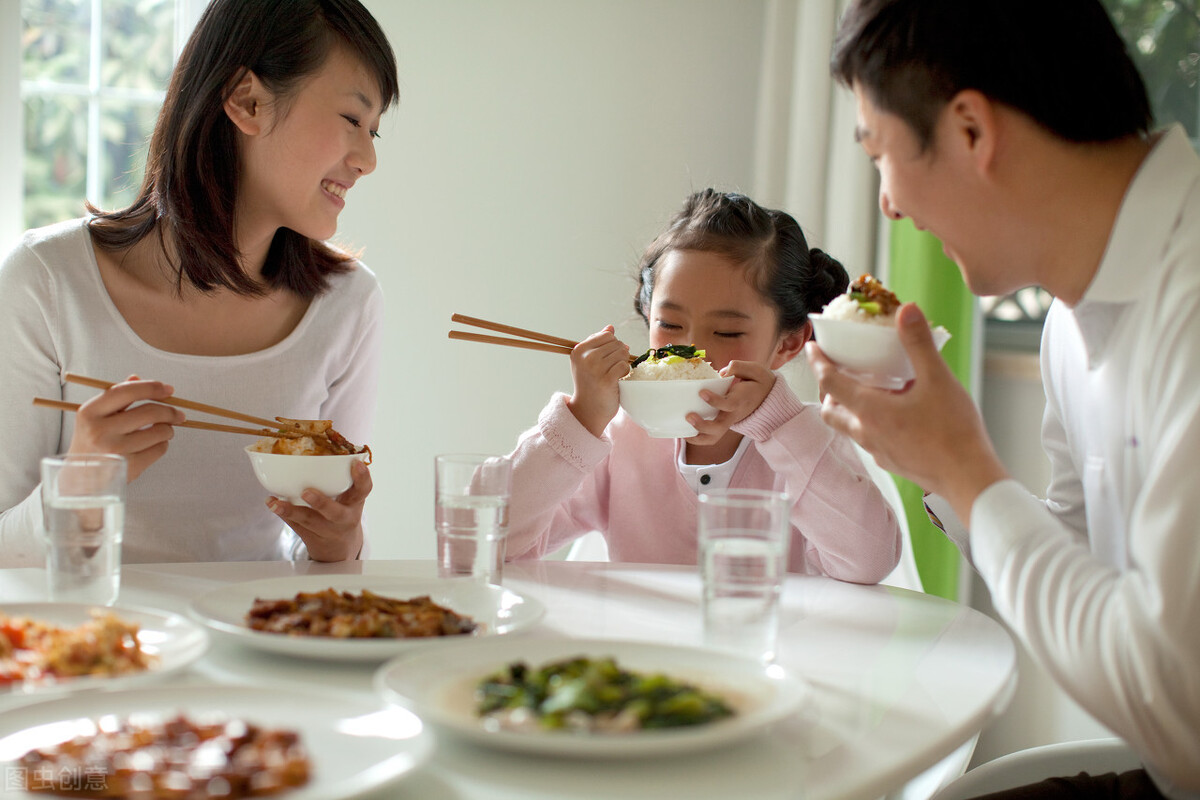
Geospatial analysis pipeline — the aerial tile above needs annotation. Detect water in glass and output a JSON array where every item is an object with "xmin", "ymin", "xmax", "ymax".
[
  {"xmin": 43, "ymin": 494, "xmax": 124, "ymax": 605},
  {"xmin": 436, "ymin": 494, "xmax": 509, "ymax": 584},
  {"xmin": 702, "ymin": 534, "xmax": 785, "ymax": 663}
]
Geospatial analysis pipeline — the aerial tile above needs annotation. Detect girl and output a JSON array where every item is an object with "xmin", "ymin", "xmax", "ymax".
[
  {"xmin": 0, "ymin": 0, "xmax": 398, "ymax": 566},
  {"xmin": 505, "ymin": 189, "xmax": 901, "ymax": 581}
]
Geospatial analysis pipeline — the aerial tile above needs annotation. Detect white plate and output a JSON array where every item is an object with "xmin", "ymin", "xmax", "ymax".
[
  {"xmin": 1, "ymin": 603, "xmax": 209, "ymax": 696},
  {"xmin": 0, "ymin": 684, "xmax": 432, "ymax": 799},
  {"xmin": 188, "ymin": 574, "xmax": 545, "ymax": 662},
  {"xmin": 374, "ymin": 637, "xmax": 810, "ymax": 758}
]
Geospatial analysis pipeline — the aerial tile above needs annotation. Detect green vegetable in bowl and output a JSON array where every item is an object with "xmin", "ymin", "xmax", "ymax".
[
  {"xmin": 475, "ymin": 656, "xmax": 734, "ymax": 731},
  {"xmin": 631, "ymin": 344, "xmax": 707, "ymax": 369},
  {"xmin": 848, "ymin": 291, "xmax": 883, "ymax": 316}
]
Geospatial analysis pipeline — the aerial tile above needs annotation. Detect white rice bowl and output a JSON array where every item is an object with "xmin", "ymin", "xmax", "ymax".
[
  {"xmin": 619, "ymin": 368, "xmax": 734, "ymax": 438},
  {"xmin": 809, "ymin": 313, "xmax": 951, "ymax": 390},
  {"xmin": 244, "ymin": 444, "xmax": 369, "ymax": 506}
]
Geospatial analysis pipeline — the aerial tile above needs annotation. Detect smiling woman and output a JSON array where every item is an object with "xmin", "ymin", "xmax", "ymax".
[{"xmin": 0, "ymin": 0, "xmax": 399, "ymax": 568}]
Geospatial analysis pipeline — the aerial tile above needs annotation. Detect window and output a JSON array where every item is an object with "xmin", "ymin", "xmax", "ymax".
[
  {"xmin": 983, "ymin": 0, "xmax": 1199, "ymax": 348},
  {"xmin": 15, "ymin": 0, "xmax": 206, "ymax": 231}
]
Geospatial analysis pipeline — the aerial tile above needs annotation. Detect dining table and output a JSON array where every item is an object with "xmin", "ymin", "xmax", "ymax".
[{"xmin": 0, "ymin": 559, "xmax": 1017, "ymax": 800}]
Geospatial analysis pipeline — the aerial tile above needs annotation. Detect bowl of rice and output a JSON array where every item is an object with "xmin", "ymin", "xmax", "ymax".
[
  {"xmin": 618, "ymin": 346, "xmax": 735, "ymax": 438},
  {"xmin": 244, "ymin": 420, "xmax": 370, "ymax": 506},
  {"xmin": 809, "ymin": 275, "xmax": 950, "ymax": 390}
]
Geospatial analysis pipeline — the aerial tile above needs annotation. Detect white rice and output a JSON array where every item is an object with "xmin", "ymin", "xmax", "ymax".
[
  {"xmin": 624, "ymin": 357, "xmax": 721, "ymax": 381},
  {"xmin": 248, "ymin": 436, "xmax": 324, "ymax": 455},
  {"xmin": 818, "ymin": 293, "xmax": 895, "ymax": 327}
]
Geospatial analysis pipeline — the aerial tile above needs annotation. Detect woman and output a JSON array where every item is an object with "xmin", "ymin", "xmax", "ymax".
[{"xmin": 0, "ymin": 0, "xmax": 399, "ymax": 565}]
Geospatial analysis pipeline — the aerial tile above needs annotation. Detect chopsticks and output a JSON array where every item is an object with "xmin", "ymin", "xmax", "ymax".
[
  {"xmin": 31, "ymin": 373, "xmax": 304, "ymax": 439},
  {"xmin": 63, "ymin": 373, "xmax": 282, "ymax": 429},
  {"xmin": 449, "ymin": 313, "xmax": 637, "ymax": 361},
  {"xmin": 31, "ymin": 399, "xmax": 297, "ymax": 439}
]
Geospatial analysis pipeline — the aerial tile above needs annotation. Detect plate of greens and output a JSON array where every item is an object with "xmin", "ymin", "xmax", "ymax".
[{"xmin": 373, "ymin": 637, "xmax": 810, "ymax": 758}]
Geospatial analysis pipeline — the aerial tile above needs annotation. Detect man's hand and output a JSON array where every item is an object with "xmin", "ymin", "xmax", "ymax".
[{"xmin": 806, "ymin": 303, "xmax": 1008, "ymax": 522}]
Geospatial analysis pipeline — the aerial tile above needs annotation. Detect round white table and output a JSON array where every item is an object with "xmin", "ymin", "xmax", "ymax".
[{"xmin": 0, "ymin": 560, "xmax": 1015, "ymax": 799}]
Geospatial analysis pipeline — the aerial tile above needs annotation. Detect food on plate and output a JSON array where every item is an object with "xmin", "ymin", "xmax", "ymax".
[
  {"xmin": 624, "ymin": 344, "xmax": 721, "ymax": 381},
  {"xmin": 0, "ymin": 611, "xmax": 156, "ymax": 687},
  {"xmin": 18, "ymin": 713, "xmax": 310, "ymax": 797},
  {"xmin": 475, "ymin": 656, "xmax": 735, "ymax": 733},
  {"xmin": 818, "ymin": 274, "xmax": 902, "ymax": 325},
  {"xmin": 248, "ymin": 417, "xmax": 371, "ymax": 460},
  {"xmin": 245, "ymin": 588, "xmax": 478, "ymax": 638}
]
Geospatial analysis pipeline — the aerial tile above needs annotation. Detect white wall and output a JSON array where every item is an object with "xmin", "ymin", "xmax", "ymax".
[{"xmin": 339, "ymin": 1, "xmax": 767, "ymax": 559}]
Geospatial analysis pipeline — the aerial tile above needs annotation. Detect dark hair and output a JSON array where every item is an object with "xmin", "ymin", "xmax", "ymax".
[
  {"xmin": 634, "ymin": 189, "xmax": 848, "ymax": 334},
  {"xmin": 87, "ymin": 0, "xmax": 399, "ymax": 298},
  {"xmin": 831, "ymin": 0, "xmax": 1151, "ymax": 150}
]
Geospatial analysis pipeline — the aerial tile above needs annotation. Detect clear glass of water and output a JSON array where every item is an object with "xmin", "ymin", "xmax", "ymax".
[
  {"xmin": 698, "ymin": 488, "xmax": 790, "ymax": 664},
  {"xmin": 40, "ymin": 453, "xmax": 127, "ymax": 606},
  {"xmin": 435, "ymin": 454, "xmax": 512, "ymax": 584}
]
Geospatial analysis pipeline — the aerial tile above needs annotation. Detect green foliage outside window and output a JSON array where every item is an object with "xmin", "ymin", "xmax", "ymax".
[
  {"xmin": 21, "ymin": 0, "xmax": 176, "ymax": 230},
  {"xmin": 1104, "ymin": 0, "xmax": 1200, "ymax": 144}
]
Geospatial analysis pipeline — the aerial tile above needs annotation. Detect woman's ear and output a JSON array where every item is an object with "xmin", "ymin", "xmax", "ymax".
[
  {"xmin": 769, "ymin": 321, "xmax": 812, "ymax": 370},
  {"xmin": 223, "ymin": 68, "xmax": 269, "ymax": 135}
]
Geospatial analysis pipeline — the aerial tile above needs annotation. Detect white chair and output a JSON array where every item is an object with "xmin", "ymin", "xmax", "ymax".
[
  {"xmin": 565, "ymin": 529, "xmax": 609, "ymax": 561},
  {"xmin": 854, "ymin": 443, "xmax": 922, "ymax": 593},
  {"xmin": 930, "ymin": 739, "xmax": 1140, "ymax": 800}
]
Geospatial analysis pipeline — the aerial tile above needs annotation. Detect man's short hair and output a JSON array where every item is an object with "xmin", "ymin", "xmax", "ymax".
[{"xmin": 832, "ymin": 0, "xmax": 1152, "ymax": 150}]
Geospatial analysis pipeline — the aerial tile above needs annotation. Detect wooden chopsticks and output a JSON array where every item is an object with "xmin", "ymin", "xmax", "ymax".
[
  {"xmin": 31, "ymin": 373, "xmax": 302, "ymax": 439},
  {"xmin": 63, "ymin": 373, "xmax": 281, "ymax": 429},
  {"xmin": 449, "ymin": 313, "xmax": 638, "ymax": 362},
  {"xmin": 31, "ymin": 399, "xmax": 297, "ymax": 439}
]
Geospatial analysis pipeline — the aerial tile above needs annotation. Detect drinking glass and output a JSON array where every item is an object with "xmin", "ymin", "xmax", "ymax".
[
  {"xmin": 40, "ymin": 454, "xmax": 127, "ymax": 606},
  {"xmin": 698, "ymin": 488, "xmax": 790, "ymax": 664},
  {"xmin": 435, "ymin": 454, "xmax": 512, "ymax": 584}
]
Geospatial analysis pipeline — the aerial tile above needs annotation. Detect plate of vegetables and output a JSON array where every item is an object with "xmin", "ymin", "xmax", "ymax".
[{"xmin": 373, "ymin": 637, "xmax": 810, "ymax": 758}]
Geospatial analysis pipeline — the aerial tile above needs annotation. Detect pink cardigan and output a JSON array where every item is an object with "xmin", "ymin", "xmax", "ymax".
[{"xmin": 506, "ymin": 377, "xmax": 901, "ymax": 583}]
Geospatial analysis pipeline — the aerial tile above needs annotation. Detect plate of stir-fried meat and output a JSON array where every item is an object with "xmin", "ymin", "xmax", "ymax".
[{"xmin": 188, "ymin": 575, "xmax": 545, "ymax": 662}]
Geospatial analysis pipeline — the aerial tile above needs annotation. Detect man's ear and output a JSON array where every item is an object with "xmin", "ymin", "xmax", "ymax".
[
  {"xmin": 770, "ymin": 321, "xmax": 812, "ymax": 370},
  {"xmin": 945, "ymin": 89, "xmax": 997, "ymax": 175},
  {"xmin": 223, "ymin": 68, "xmax": 269, "ymax": 135}
]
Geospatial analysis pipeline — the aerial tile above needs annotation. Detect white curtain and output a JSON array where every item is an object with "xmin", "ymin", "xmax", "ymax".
[{"xmin": 751, "ymin": 0, "xmax": 882, "ymax": 401}]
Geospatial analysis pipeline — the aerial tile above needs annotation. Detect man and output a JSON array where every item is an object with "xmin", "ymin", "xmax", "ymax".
[{"xmin": 807, "ymin": 1, "xmax": 1200, "ymax": 797}]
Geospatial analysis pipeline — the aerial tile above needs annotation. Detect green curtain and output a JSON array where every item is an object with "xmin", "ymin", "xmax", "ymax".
[{"xmin": 886, "ymin": 219, "xmax": 977, "ymax": 602}]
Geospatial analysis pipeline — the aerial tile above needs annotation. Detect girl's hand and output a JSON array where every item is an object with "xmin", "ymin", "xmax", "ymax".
[
  {"xmin": 268, "ymin": 460, "xmax": 372, "ymax": 561},
  {"xmin": 685, "ymin": 361, "xmax": 777, "ymax": 446},
  {"xmin": 67, "ymin": 376, "xmax": 185, "ymax": 482},
  {"xmin": 565, "ymin": 325, "xmax": 630, "ymax": 438}
]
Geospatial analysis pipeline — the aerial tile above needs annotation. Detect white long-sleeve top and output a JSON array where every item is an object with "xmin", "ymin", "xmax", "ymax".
[
  {"xmin": 0, "ymin": 219, "xmax": 383, "ymax": 567},
  {"xmin": 969, "ymin": 126, "xmax": 1200, "ymax": 797}
]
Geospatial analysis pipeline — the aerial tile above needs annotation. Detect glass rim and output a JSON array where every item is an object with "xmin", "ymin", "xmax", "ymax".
[
  {"xmin": 41, "ymin": 453, "xmax": 128, "ymax": 467},
  {"xmin": 698, "ymin": 488, "xmax": 789, "ymax": 506}
]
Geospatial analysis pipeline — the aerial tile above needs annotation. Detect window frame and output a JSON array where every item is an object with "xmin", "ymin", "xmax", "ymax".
[{"xmin": 0, "ymin": 0, "xmax": 208, "ymax": 247}]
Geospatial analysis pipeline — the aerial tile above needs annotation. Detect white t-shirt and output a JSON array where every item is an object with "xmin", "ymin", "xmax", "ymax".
[
  {"xmin": 0, "ymin": 218, "xmax": 384, "ymax": 566},
  {"xmin": 970, "ymin": 126, "xmax": 1200, "ymax": 797}
]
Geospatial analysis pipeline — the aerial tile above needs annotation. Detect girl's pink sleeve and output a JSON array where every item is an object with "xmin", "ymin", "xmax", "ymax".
[
  {"xmin": 505, "ymin": 393, "xmax": 614, "ymax": 560},
  {"xmin": 733, "ymin": 377, "xmax": 902, "ymax": 583}
]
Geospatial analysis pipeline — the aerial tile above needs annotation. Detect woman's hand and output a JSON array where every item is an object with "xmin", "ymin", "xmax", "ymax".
[
  {"xmin": 685, "ymin": 361, "xmax": 776, "ymax": 446},
  {"xmin": 268, "ymin": 459, "xmax": 372, "ymax": 561},
  {"xmin": 67, "ymin": 376, "xmax": 185, "ymax": 481},
  {"xmin": 566, "ymin": 325, "xmax": 630, "ymax": 438}
]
